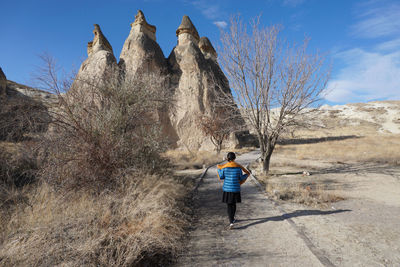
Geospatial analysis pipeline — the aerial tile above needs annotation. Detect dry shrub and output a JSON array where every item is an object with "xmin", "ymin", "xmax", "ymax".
[
  {"xmin": 0, "ymin": 142, "xmax": 39, "ymax": 187},
  {"xmin": 0, "ymin": 95, "xmax": 50, "ymax": 142},
  {"xmin": 265, "ymin": 181, "xmax": 344, "ymax": 207},
  {"xmin": 39, "ymin": 67, "xmax": 171, "ymax": 192},
  {"xmin": 164, "ymin": 150, "xmax": 223, "ymax": 170},
  {"xmin": 0, "ymin": 174, "xmax": 188, "ymax": 266}
]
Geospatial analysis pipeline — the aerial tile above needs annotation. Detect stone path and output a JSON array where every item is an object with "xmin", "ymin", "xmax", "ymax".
[{"xmin": 175, "ymin": 151, "xmax": 336, "ymax": 267}]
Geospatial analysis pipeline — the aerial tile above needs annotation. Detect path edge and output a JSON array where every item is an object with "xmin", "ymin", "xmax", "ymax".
[{"xmin": 246, "ymin": 164, "xmax": 336, "ymax": 267}]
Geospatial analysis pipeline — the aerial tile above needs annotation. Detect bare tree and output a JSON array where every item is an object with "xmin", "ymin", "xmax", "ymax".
[
  {"xmin": 219, "ymin": 16, "xmax": 330, "ymax": 174},
  {"xmin": 197, "ymin": 107, "xmax": 234, "ymax": 154}
]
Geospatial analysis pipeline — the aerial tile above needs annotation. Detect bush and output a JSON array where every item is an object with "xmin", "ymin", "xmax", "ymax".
[
  {"xmin": 0, "ymin": 142, "xmax": 38, "ymax": 187},
  {"xmin": 0, "ymin": 96, "xmax": 50, "ymax": 142},
  {"xmin": 40, "ymin": 69, "xmax": 171, "ymax": 193}
]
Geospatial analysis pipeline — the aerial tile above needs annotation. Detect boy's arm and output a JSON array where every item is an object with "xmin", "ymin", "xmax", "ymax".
[
  {"xmin": 217, "ymin": 168, "xmax": 225, "ymax": 180},
  {"xmin": 239, "ymin": 165, "xmax": 250, "ymax": 184}
]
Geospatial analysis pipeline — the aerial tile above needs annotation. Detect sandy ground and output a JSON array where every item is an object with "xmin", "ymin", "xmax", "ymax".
[
  {"xmin": 175, "ymin": 150, "xmax": 400, "ymax": 266},
  {"xmin": 265, "ymin": 153, "xmax": 400, "ymax": 266}
]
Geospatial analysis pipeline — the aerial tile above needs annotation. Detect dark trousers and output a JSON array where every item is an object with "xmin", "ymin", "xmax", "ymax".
[{"xmin": 227, "ymin": 203, "xmax": 236, "ymax": 223}]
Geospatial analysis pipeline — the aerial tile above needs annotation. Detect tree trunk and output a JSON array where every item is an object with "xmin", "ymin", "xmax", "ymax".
[
  {"xmin": 216, "ymin": 140, "xmax": 222, "ymax": 155},
  {"xmin": 261, "ymin": 140, "xmax": 275, "ymax": 174},
  {"xmin": 262, "ymin": 151, "xmax": 272, "ymax": 174}
]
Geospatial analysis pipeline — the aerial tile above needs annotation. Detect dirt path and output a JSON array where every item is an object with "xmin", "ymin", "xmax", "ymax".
[
  {"xmin": 175, "ymin": 151, "xmax": 350, "ymax": 266},
  {"xmin": 269, "ymin": 159, "xmax": 400, "ymax": 266}
]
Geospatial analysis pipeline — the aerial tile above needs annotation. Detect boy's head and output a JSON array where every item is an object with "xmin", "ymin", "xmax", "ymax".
[{"xmin": 227, "ymin": 152, "xmax": 236, "ymax": 162}]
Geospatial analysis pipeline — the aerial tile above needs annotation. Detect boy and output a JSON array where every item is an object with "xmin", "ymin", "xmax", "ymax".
[{"xmin": 217, "ymin": 152, "xmax": 250, "ymax": 229}]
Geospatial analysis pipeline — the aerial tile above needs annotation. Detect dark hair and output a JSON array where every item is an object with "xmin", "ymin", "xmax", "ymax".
[{"xmin": 227, "ymin": 152, "xmax": 236, "ymax": 161}]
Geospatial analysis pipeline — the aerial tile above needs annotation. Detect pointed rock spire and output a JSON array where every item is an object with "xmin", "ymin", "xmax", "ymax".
[
  {"xmin": 71, "ymin": 25, "xmax": 118, "ymax": 102},
  {"xmin": 87, "ymin": 24, "xmax": 113, "ymax": 56},
  {"xmin": 127, "ymin": 10, "xmax": 157, "ymax": 41},
  {"xmin": 132, "ymin": 10, "xmax": 156, "ymax": 33},
  {"xmin": 119, "ymin": 10, "xmax": 167, "ymax": 78},
  {"xmin": 176, "ymin": 15, "xmax": 200, "ymax": 45},
  {"xmin": 199, "ymin": 37, "xmax": 217, "ymax": 60}
]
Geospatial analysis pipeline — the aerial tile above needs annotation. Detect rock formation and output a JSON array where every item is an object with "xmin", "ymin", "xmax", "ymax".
[
  {"xmin": 87, "ymin": 24, "xmax": 113, "ymax": 56},
  {"xmin": 0, "ymin": 67, "xmax": 7, "ymax": 97},
  {"xmin": 176, "ymin": 16, "xmax": 200, "ymax": 46},
  {"xmin": 119, "ymin": 10, "xmax": 168, "ymax": 78},
  {"xmin": 70, "ymin": 24, "xmax": 118, "ymax": 99},
  {"xmin": 198, "ymin": 37, "xmax": 217, "ymax": 61},
  {"xmin": 119, "ymin": 10, "xmax": 178, "ymax": 145},
  {"xmin": 70, "ymin": 11, "xmax": 247, "ymax": 150},
  {"xmin": 168, "ymin": 15, "xmax": 244, "ymax": 150}
]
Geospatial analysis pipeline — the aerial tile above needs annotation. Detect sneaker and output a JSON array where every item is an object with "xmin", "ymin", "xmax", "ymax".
[{"xmin": 228, "ymin": 223, "xmax": 234, "ymax": 230}]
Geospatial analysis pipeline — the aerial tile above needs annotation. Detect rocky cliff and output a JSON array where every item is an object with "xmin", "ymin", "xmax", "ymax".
[{"xmin": 0, "ymin": 67, "xmax": 7, "ymax": 98}]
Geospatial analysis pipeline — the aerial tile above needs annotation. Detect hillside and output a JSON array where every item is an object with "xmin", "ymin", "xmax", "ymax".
[
  {"xmin": 0, "ymin": 80, "xmax": 56, "ymax": 142},
  {"xmin": 316, "ymin": 101, "xmax": 400, "ymax": 135}
]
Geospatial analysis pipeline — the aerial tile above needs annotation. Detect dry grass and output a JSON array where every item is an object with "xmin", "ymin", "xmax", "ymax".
[
  {"xmin": 164, "ymin": 150, "xmax": 223, "ymax": 170},
  {"xmin": 276, "ymin": 134, "xmax": 400, "ymax": 165},
  {"xmin": 256, "ymin": 175, "xmax": 344, "ymax": 207},
  {"xmin": 164, "ymin": 147, "xmax": 254, "ymax": 170},
  {"xmin": 0, "ymin": 174, "xmax": 189, "ymax": 266}
]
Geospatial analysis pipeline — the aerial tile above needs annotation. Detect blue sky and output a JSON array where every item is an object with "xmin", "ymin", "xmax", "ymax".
[{"xmin": 1, "ymin": 0, "xmax": 399, "ymax": 104}]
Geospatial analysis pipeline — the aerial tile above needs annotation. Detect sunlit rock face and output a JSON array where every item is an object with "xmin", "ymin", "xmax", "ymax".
[
  {"xmin": 119, "ymin": 10, "xmax": 168, "ymax": 78},
  {"xmin": 119, "ymin": 10, "xmax": 179, "ymax": 146},
  {"xmin": 70, "ymin": 24, "xmax": 118, "ymax": 105},
  {"xmin": 199, "ymin": 37, "xmax": 217, "ymax": 61},
  {"xmin": 168, "ymin": 15, "xmax": 244, "ymax": 150}
]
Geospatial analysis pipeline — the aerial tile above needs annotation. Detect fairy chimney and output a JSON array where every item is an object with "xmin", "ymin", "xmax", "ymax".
[
  {"xmin": 168, "ymin": 15, "xmax": 244, "ymax": 150},
  {"xmin": 176, "ymin": 15, "xmax": 200, "ymax": 46},
  {"xmin": 87, "ymin": 24, "xmax": 113, "ymax": 56},
  {"xmin": 119, "ymin": 10, "xmax": 167, "ymax": 78},
  {"xmin": 69, "ymin": 12, "xmax": 247, "ymax": 150},
  {"xmin": 69, "ymin": 24, "xmax": 118, "ymax": 101}
]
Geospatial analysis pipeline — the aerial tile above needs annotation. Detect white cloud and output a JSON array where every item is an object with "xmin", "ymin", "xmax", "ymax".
[
  {"xmin": 376, "ymin": 38, "xmax": 400, "ymax": 51},
  {"xmin": 325, "ymin": 48, "xmax": 400, "ymax": 103},
  {"xmin": 190, "ymin": 0, "xmax": 222, "ymax": 20},
  {"xmin": 351, "ymin": 1, "xmax": 400, "ymax": 39},
  {"xmin": 213, "ymin": 21, "xmax": 227, "ymax": 28}
]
